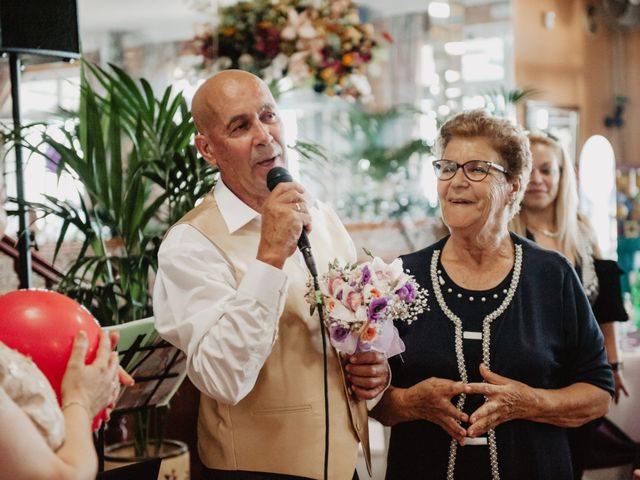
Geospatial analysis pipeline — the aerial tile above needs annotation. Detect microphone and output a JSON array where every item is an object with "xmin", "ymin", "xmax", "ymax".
[{"xmin": 266, "ymin": 166, "xmax": 318, "ymax": 277}]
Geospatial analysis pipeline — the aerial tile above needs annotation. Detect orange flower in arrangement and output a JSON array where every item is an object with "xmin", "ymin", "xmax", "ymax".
[
  {"xmin": 319, "ymin": 67, "xmax": 338, "ymax": 85},
  {"xmin": 185, "ymin": 0, "xmax": 390, "ymax": 100},
  {"xmin": 360, "ymin": 323, "xmax": 378, "ymax": 342},
  {"xmin": 221, "ymin": 26, "xmax": 236, "ymax": 37},
  {"xmin": 325, "ymin": 298, "xmax": 336, "ymax": 313},
  {"xmin": 369, "ymin": 287, "xmax": 381, "ymax": 298}
]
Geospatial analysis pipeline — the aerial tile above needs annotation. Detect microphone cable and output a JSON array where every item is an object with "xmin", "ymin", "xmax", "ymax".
[
  {"xmin": 266, "ymin": 167, "xmax": 329, "ymax": 480},
  {"xmin": 311, "ymin": 271, "xmax": 329, "ymax": 480}
]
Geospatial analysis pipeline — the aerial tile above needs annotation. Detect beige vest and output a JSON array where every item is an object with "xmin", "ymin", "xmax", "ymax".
[{"xmin": 175, "ymin": 194, "xmax": 371, "ymax": 479}]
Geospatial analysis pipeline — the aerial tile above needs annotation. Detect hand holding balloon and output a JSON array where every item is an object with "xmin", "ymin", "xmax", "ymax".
[
  {"xmin": 61, "ymin": 331, "xmax": 118, "ymax": 420},
  {"xmin": 60, "ymin": 330, "xmax": 133, "ymax": 424},
  {"xmin": 0, "ymin": 290, "xmax": 133, "ymax": 429}
]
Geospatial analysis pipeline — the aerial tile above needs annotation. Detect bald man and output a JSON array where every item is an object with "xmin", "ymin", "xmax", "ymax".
[{"xmin": 153, "ymin": 70, "xmax": 388, "ymax": 480}]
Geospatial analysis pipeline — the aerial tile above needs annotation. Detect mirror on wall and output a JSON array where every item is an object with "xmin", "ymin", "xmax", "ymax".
[{"xmin": 579, "ymin": 135, "xmax": 617, "ymax": 258}]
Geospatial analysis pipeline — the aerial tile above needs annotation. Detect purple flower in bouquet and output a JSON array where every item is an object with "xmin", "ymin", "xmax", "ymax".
[
  {"xmin": 396, "ymin": 282, "xmax": 417, "ymax": 303},
  {"xmin": 330, "ymin": 324, "xmax": 350, "ymax": 343},
  {"xmin": 361, "ymin": 265, "xmax": 371, "ymax": 285},
  {"xmin": 368, "ymin": 297, "xmax": 388, "ymax": 322},
  {"xmin": 329, "ymin": 322, "xmax": 359, "ymax": 355},
  {"xmin": 308, "ymin": 255, "xmax": 429, "ymax": 358}
]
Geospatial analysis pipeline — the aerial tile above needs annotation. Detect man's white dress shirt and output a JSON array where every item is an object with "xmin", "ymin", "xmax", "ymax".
[{"xmin": 153, "ymin": 180, "xmax": 289, "ymax": 405}]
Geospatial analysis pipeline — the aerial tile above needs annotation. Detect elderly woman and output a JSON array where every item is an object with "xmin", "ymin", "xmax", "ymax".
[
  {"xmin": 511, "ymin": 132, "xmax": 629, "ymax": 479},
  {"xmin": 371, "ymin": 110, "xmax": 613, "ymax": 480}
]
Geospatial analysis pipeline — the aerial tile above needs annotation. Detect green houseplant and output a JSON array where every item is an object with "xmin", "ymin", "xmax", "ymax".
[
  {"xmin": 482, "ymin": 86, "xmax": 539, "ymax": 120},
  {"xmin": 21, "ymin": 62, "xmax": 217, "ymax": 326},
  {"xmin": 332, "ymin": 104, "xmax": 434, "ymax": 222},
  {"xmin": 7, "ymin": 62, "xmax": 217, "ymax": 464}
]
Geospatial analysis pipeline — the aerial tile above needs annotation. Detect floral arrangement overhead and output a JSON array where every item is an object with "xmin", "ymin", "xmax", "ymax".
[
  {"xmin": 307, "ymin": 254, "xmax": 428, "ymax": 356},
  {"xmin": 185, "ymin": 0, "xmax": 388, "ymax": 100}
]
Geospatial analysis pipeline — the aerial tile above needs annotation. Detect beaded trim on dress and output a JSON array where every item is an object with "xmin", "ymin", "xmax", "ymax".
[
  {"xmin": 430, "ymin": 243, "xmax": 523, "ymax": 480},
  {"xmin": 578, "ymin": 236, "xmax": 599, "ymax": 304}
]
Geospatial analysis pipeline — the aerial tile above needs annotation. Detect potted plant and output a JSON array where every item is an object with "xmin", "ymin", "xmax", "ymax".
[
  {"xmin": 6, "ymin": 61, "xmax": 217, "ymax": 478},
  {"xmin": 21, "ymin": 62, "xmax": 217, "ymax": 326}
]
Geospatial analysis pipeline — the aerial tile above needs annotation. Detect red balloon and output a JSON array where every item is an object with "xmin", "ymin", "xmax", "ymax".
[{"xmin": 0, "ymin": 289, "xmax": 106, "ymax": 429}]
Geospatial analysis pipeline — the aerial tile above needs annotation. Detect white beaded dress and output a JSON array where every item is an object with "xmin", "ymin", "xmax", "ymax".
[{"xmin": 0, "ymin": 341, "xmax": 65, "ymax": 450}]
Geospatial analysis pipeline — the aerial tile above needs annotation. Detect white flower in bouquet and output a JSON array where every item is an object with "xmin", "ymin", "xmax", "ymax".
[{"xmin": 307, "ymin": 253, "xmax": 429, "ymax": 357}]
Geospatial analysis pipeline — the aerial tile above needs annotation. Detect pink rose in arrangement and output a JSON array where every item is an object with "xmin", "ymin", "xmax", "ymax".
[{"xmin": 307, "ymin": 254, "xmax": 429, "ymax": 357}]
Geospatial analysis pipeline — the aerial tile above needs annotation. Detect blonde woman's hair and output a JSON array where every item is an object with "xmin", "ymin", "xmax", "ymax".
[
  {"xmin": 510, "ymin": 133, "xmax": 592, "ymax": 263},
  {"xmin": 437, "ymin": 109, "xmax": 532, "ymax": 219}
]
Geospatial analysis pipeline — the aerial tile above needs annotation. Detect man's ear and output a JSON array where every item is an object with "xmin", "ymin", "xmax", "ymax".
[{"xmin": 195, "ymin": 133, "xmax": 218, "ymax": 168}]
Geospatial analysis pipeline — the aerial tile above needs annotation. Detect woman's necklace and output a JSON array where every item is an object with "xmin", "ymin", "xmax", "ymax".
[
  {"xmin": 529, "ymin": 225, "xmax": 559, "ymax": 238},
  {"xmin": 430, "ymin": 243, "xmax": 523, "ymax": 480}
]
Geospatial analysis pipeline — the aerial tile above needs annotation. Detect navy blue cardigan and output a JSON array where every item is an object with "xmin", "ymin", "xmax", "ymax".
[{"xmin": 385, "ymin": 234, "xmax": 614, "ymax": 480}]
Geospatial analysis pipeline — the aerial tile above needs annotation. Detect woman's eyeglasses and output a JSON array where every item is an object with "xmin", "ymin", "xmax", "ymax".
[{"xmin": 432, "ymin": 159, "xmax": 508, "ymax": 182}]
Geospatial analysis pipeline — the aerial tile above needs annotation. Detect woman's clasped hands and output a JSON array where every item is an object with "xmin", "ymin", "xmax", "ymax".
[
  {"xmin": 403, "ymin": 377, "xmax": 469, "ymax": 444},
  {"xmin": 464, "ymin": 363, "xmax": 536, "ymax": 438},
  {"xmin": 409, "ymin": 363, "xmax": 537, "ymax": 444}
]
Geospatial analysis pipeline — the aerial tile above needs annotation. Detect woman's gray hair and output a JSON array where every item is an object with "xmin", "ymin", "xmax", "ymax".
[{"xmin": 436, "ymin": 109, "xmax": 532, "ymax": 219}]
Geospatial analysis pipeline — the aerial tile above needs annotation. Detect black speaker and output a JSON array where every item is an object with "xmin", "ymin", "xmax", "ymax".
[{"xmin": 0, "ymin": 0, "xmax": 80, "ymax": 59}]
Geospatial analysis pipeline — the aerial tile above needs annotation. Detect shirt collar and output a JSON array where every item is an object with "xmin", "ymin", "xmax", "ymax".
[
  {"xmin": 213, "ymin": 176, "xmax": 320, "ymax": 234},
  {"xmin": 214, "ymin": 179, "xmax": 260, "ymax": 234}
]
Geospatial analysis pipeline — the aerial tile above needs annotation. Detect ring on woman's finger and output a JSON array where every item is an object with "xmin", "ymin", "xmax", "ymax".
[{"xmin": 295, "ymin": 202, "xmax": 301, "ymax": 212}]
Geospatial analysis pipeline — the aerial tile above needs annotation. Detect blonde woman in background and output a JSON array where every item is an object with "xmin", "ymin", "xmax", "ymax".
[{"xmin": 511, "ymin": 132, "xmax": 629, "ymax": 479}]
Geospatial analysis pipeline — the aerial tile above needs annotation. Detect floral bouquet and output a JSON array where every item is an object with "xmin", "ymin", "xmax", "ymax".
[
  {"xmin": 308, "ymin": 255, "xmax": 428, "ymax": 357},
  {"xmin": 184, "ymin": 0, "xmax": 389, "ymax": 100}
]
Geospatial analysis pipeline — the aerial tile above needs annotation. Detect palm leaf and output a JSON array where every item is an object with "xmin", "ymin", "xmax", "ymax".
[{"xmin": 12, "ymin": 60, "xmax": 217, "ymax": 326}]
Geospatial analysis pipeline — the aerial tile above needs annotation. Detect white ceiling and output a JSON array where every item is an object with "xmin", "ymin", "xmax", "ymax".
[
  {"xmin": 78, "ymin": 0, "xmax": 203, "ymax": 47},
  {"xmin": 76, "ymin": 0, "xmax": 508, "ymax": 49},
  {"xmin": 78, "ymin": 0, "xmax": 198, "ymax": 32},
  {"xmin": 77, "ymin": 0, "xmax": 435, "ymax": 39}
]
